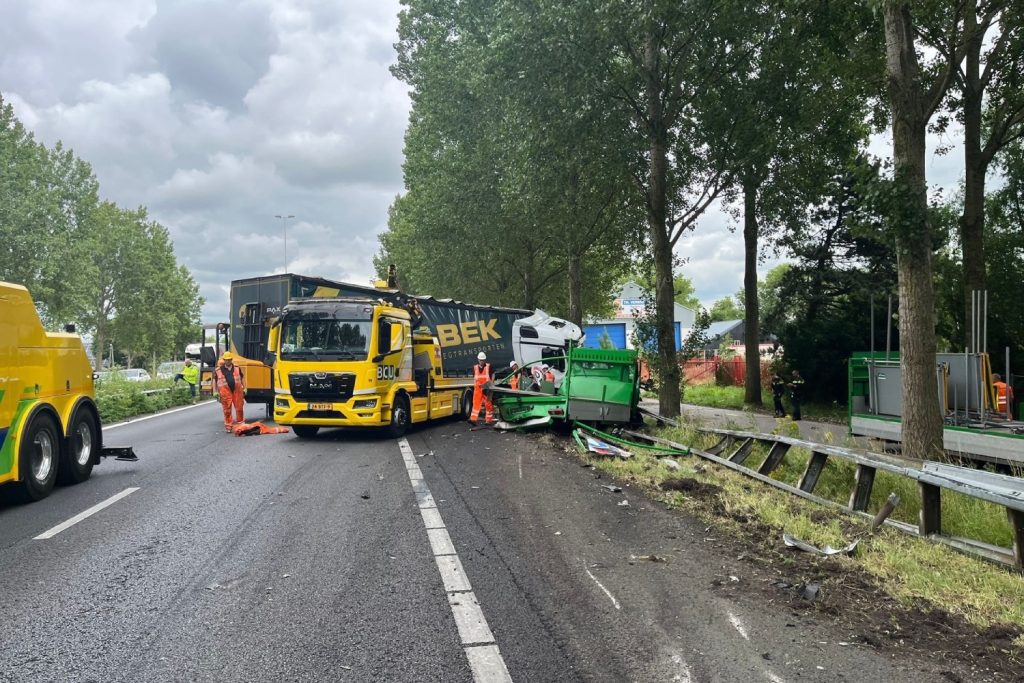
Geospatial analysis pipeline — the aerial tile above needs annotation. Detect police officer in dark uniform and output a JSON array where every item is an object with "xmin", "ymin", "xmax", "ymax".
[
  {"xmin": 771, "ymin": 372, "xmax": 787, "ymax": 417},
  {"xmin": 789, "ymin": 370, "xmax": 805, "ymax": 421}
]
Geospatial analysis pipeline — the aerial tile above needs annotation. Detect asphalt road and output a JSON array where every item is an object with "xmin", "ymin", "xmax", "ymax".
[{"xmin": 0, "ymin": 403, "xmax": 970, "ymax": 682}]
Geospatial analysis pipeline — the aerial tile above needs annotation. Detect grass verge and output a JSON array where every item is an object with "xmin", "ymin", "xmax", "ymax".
[
  {"xmin": 681, "ymin": 384, "xmax": 848, "ymax": 423},
  {"xmin": 579, "ymin": 419, "xmax": 1024, "ymax": 647},
  {"xmin": 96, "ymin": 378, "xmax": 199, "ymax": 423}
]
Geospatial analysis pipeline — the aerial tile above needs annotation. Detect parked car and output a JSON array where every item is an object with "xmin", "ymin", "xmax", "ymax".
[
  {"xmin": 157, "ymin": 361, "xmax": 186, "ymax": 379},
  {"xmin": 97, "ymin": 368, "xmax": 151, "ymax": 384}
]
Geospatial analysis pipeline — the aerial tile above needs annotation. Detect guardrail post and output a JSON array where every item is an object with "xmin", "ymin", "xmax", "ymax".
[
  {"xmin": 728, "ymin": 438, "xmax": 755, "ymax": 465},
  {"xmin": 707, "ymin": 436, "xmax": 733, "ymax": 456},
  {"xmin": 848, "ymin": 464, "xmax": 877, "ymax": 512},
  {"xmin": 757, "ymin": 441, "xmax": 790, "ymax": 476},
  {"xmin": 1008, "ymin": 508, "xmax": 1024, "ymax": 569},
  {"xmin": 797, "ymin": 452, "xmax": 829, "ymax": 493},
  {"xmin": 919, "ymin": 482, "xmax": 942, "ymax": 536}
]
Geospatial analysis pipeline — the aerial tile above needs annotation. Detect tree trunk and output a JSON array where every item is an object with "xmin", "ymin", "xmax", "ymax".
[
  {"xmin": 645, "ymin": 34, "xmax": 681, "ymax": 418},
  {"xmin": 742, "ymin": 175, "xmax": 762, "ymax": 406},
  {"xmin": 884, "ymin": 3, "xmax": 944, "ymax": 460},
  {"xmin": 960, "ymin": 3, "xmax": 985, "ymax": 349},
  {"xmin": 567, "ymin": 250, "xmax": 583, "ymax": 327},
  {"xmin": 93, "ymin": 331, "xmax": 105, "ymax": 371}
]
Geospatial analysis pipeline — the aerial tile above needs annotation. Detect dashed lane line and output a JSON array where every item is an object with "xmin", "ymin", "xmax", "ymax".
[
  {"xmin": 398, "ymin": 437, "xmax": 513, "ymax": 683},
  {"xmin": 33, "ymin": 487, "xmax": 140, "ymax": 540},
  {"xmin": 583, "ymin": 562, "xmax": 621, "ymax": 610}
]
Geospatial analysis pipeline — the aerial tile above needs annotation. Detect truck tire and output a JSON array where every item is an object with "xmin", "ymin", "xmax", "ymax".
[
  {"xmin": 388, "ymin": 395, "xmax": 410, "ymax": 438},
  {"xmin": 58, "ymin": 409, "xmax": 97, "ymax": 485},
  {"xmin": 293, "ymin": 425, "xmax": 320, "ymax": 439},
  {"xmin": 18, "ymin": 413, "xmax": 60, "ymax": 502},
  {"xmin": 461, "ymin": 389, "xmax": 474, "ymax": 421}
]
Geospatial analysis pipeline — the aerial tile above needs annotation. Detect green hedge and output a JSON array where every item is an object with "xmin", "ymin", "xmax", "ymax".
[{"xmin": 96, "ymin": 377, "xmax": 198, "ymax": 424}]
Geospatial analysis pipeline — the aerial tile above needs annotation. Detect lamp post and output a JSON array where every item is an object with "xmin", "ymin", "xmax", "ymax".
[{"xmin": 275, "ymin": 214, "xmax": 295, "ymax": 273}]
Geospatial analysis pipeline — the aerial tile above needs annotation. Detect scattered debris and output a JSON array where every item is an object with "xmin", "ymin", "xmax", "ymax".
[
  {"xmin": 414, "ymin": 450, "xmax": 434, "ymax": 458},
  {"xmin": 579, "ymin": 434, "xmax": 632, "ymax": 459},
  {"xmin": 281, "ymin": 574, "xmax": 291, "ymax": 579},
  {"xmin": 617, "ymin": 499, "xmax": 630, "ymax": 507},
  {"xmin": 554, "ymin": 531, "xmax": 562, "ymax": 536},
  {"xmin": 360, "ymin": 493, "xmax": 370, "ymax": 500},
  {"xmin": 471, "ymin": 486, "xmax": 480, "ymax": 489},
  {"xmin": 601, "ymin": 484, "xmax": 623, "ymax": 493},
  {"xmin": 783, "ymin": 533, "xmax": 859, "ymax": 557},
  {"xmin": 729, "ymin": 575, "xmax": 740, "ymax": 583},
  {"xmin": 799, "ymin": 582, "xmax": 821, "ymax": 602},
  {"xmin": 232, "ymin": 421, "xmax": 290, "ymax": 436},
  {"xmin": 205, "ymin": 583, "xmax": 220, "ymax": 591},
  {"xmin": 630, "ymin": 554, "xmax": 668, "ymax": 563},
  {"xmin": 870, "ymin": 492, "xmax": 900, "ymax": 533}
]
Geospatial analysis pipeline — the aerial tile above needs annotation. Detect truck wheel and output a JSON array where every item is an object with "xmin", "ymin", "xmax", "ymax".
[
  {"xmin": 58, "ymin": 410, "xmax": 97, "ymax": 485},
  {"xmin": 293, "ymin": 425, "xmax": 320, "ymax": 439},
  {"xmin": 18, "ymin": 413, "xmax": 60, "ymax": 502},
  {"xmin": 461, "ymin": 390, "xmax": 474, "ymax": 421},
  {"xmin": 388, "ymin": 395, "xmax": 410, "ymax": 438}
]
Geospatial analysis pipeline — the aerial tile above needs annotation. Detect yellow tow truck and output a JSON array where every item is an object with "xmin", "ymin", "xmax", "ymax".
[
  {"xmin": 1, "ymin": 282, "xmax": 136, "ymax": 502},
  {"xmin": 268, "ymin": 297, "xmax": 472, "ymax": 437}
]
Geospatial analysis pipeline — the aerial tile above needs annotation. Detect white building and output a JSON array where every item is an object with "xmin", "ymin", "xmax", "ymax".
[{"xmin": 583, "ymin": 282, "xmax": 696, "ymax": 351}]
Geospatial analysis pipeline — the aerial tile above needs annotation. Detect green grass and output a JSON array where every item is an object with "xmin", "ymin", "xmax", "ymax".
[
  {"xmin": 96, "ymin": 377, "xmax": 199, "ymax": 423},
  {"xmin": 579, "ymin": 420, "xmax": 1024, "ymax": 635},
  {"xmin": 681, "ymin": 384, "xmax": 848, "ymax": 423}
]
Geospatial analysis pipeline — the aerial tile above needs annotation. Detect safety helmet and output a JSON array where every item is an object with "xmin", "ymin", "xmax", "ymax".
[
  {"xmin": 222, "ymin": 352, "xmax": 234, "ymax": 361},
  {"xmin": 509, "ymin": 360, "xmax": 518, "ymax": 367},
  {"xmin": 477, "ymin": 352, "xmax": 487, "ymax": 361}
]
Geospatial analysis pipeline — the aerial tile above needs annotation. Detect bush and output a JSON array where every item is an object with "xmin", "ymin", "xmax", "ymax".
[{"xmin": 96, "ymin": 376, "xmax": 196, "ymax": 423}]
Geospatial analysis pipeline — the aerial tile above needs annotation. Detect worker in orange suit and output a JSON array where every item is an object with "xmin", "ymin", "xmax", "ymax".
[
  {"xmin": 470, "ymin": 351, "xmax": 494, "ymax": 424},
  {"xmin": 215, "ymin": 352, "xmax": 246, "ymax": 431},
  {"xmin": 993, "ymin": 373, "xmax": 1014, "ymax": 418}
]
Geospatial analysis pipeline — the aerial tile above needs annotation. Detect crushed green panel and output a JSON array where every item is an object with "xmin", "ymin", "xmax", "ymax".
[{"xmin": 568, "ymin": 347, "xmax": 638, "ymax": 364}]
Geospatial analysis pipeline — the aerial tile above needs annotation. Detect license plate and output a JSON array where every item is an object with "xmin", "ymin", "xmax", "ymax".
[{"xmin": 309, "ymin": 402, "xmax": 334, "ymax": 411}]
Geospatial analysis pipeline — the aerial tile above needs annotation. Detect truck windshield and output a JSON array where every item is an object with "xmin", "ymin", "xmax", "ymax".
[{"xmin": 280, "ymin": 319, "xmax": 371, "ymax": 361}]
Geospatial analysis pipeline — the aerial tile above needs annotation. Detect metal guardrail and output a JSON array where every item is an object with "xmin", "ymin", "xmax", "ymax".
[{"xmin": 633, "ymin": 408, "xmax": 1024, "ymax": 570}]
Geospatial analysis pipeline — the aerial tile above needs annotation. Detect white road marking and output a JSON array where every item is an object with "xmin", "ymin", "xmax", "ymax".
[
  {"xmin": 583, "ymin": 563, "xmax": 621, "ymax": 610},
  {"xmin": 398, "ymin": 437, "xmax": 512, "ymax": 683},
  {"xmin": 727, "ymin": 611, "xmax": 749, "ymax": 640},
  {"xmin": 517, "ymin": 452, "xmax": 522, "ymax": 480},
  {"xmin": 103, "ymin": 400, "xmax": 211, "ymax": 430},
  {"xmin": 33, "ymin": 487, "xmax": 140, "ymax": 540}
]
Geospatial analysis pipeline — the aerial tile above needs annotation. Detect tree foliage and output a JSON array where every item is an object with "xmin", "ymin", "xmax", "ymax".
[{"xmin": 0, "ymin": 94, "xmax": 202, "ymax": 369}]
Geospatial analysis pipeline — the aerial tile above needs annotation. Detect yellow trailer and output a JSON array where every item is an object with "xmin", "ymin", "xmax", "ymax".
[{"xmin": 0, "ymin": 282, "xmax": 135, "ymax": 502}]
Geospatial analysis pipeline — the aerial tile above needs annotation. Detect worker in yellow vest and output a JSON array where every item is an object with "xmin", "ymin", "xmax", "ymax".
[
  {"xmin": 993, "ymin": 373, "xmax": 1014, "ymax": 418},
  {"xmin": 470, "ymin": 352, "xmax": 494, "ymax": 425},
  {"xmin": 181, "ymin": 359, "xmax": 199, "ymax": 399}
]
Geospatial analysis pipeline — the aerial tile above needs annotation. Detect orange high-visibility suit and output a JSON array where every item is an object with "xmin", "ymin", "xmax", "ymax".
[
  {"xmin": 471, "ymin": 362, "xmax": 494, "ymax": 424},
  {"xmin": 216, "ymin": 364, "xmax": 245, "ymax": 430},
  {"xmin": 994, "ymin": 380, "xmax": 1013, "ymax": 417}
]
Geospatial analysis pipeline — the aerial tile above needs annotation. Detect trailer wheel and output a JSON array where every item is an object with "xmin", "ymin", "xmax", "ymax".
[
  {"xmin": 18, "ymin": 413, "xmax": 60, "ymax": 502},
  {"xmin": 58, "ymin": 409, "xmax": 97, "ymax": 485},
  {"xmin": 293, "ymin": 425, "xmax": 320, "ymax": 439},
  {"xmin": 388, "ymin": 395, "xmax": 410, "ymax": 438}
]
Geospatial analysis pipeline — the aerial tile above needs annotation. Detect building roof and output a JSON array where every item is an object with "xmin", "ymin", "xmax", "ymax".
[
  {"xmin": 590, "ymin": 282, "xmax": 696, "ymax": 324},
  {"xmin": 705, "ymin": 319, "xmax": 744, "ymax": 340}
]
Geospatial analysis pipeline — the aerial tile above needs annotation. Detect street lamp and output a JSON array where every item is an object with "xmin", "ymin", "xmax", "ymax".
[{"xmin": 275, "ymin": 214, "xmax": 295, "ymax": 273}]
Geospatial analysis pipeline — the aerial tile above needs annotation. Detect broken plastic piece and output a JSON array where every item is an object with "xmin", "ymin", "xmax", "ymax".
[
  {"xmin": 799, "ymin": 582, "xmax": 821, "ymax": 601},
  {"xmin": 601, "ymin": 484, "xmax": 623, "ymax": 493},
  {"xmin": 630, "ymin": 554, "xmax": 667, "ymax": 563},
  {"xmin": 782, "ymin": 533, "xmax": 859, "ymax": 557},
  {"xmin": 580, "ymin": 433, "xmax": 631, "ymax": 458},
  {"xmin": 617, "ymin": 499, "xmax": 630, "ymax": 507}
]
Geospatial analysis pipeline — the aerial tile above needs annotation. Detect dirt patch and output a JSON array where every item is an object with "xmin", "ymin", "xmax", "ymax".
[
  {"xmin": 540, "ymin": 431, "xmax": 1024, "ymax": 682},
  {"xmin": 659, "ymin": 477, "xmax": 722, "ymax": 497}
]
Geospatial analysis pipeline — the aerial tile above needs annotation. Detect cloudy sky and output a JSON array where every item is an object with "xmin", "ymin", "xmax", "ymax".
[{"xmin": 1, "ymin": 1, "xmax": 967, "ymax": 320}]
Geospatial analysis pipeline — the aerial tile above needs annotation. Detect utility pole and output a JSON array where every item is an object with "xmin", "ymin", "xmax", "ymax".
[{"xmin": 275, "ymin": 214, "xmax": 295, "ymax": 273}]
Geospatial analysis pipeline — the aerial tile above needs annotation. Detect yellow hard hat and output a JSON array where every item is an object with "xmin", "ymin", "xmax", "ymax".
[{"xmin": 222, "ymin": 352, "xmax": 234, "ymax": 361}]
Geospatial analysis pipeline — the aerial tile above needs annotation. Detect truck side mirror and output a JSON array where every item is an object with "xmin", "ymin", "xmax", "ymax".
[{"xmin": 264, "ymin": 351, "xmax": 277, "ymax": 366}]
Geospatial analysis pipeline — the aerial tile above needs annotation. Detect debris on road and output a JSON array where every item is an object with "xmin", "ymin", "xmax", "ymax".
[
  {"xmin": 232, "ymin": 421, "xmax": 290, "ymax": 436},
  {"xmin": 783, "ymin": 533, "xmax": 859, "ymax": 557},
  {"xmin": 578, "ymin": 432, "xmax": 632, "ymax": 458},
  {"xmin": 799, "ymin": 582, "xmax": 821, "ymax": 602},
  {"xmin": 629, "ymin": 554, "xmax": 668, "ymax": 563},
  {"xmin": 414, "ymin": 450, "xmax": 434, "ymax": 458},
  {"xmin": 617, "ymin": 499, "xmax": 630, "ymax": 507},
  {"xmin": 601, "ymin": 484, "xmax": 623, "ymax": 493}
]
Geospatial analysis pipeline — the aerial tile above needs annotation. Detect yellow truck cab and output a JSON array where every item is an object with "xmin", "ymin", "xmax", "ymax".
[
  {"xmin": 268, "ymin": 298, "xmax": 471, "ymax": 438},
  {"xmin": 0, "ymin": 282, "xmax": 131, "ymax": 501}
]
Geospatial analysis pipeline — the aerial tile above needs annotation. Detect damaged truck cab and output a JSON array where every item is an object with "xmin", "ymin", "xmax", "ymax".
[{"xmin": 268, "ymin": 298, "xmax": 468, "ymax": 438}]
